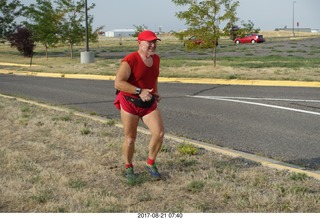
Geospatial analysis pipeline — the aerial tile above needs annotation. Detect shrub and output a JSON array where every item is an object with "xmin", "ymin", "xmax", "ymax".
[
  {"xmin": 177, "ymin": 142, "xmax": 198, "ymax": 155},
  {"xmin": 8, "ymin": 26, "xmax": 35, "ymax": 57}
]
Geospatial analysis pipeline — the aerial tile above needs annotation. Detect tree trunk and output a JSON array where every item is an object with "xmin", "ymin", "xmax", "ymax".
[
  {"xmin": 70, "ymin": 44, "xmax": 73, "ymax": 59},
  {"xmin": 213, "ymin": 45, "xmax": 217, "ymax": 67},
  {"xmin": 45, "ymin": 45, "xmax": 48, "ymax": 59}
]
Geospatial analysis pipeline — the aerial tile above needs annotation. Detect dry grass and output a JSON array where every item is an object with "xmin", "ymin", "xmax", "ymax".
[{"xmin": 1, "ymin": 96, "xmax": 320, "ymax": 213}]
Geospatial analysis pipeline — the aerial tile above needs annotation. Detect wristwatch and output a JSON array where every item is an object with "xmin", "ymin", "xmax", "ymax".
[{"xmin": 135, "ymin": 87, "xmax": 142, "ymax": 95}]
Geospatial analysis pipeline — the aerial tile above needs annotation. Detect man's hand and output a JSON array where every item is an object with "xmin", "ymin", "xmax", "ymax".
[{"xmin": 140, "ymin": 88, "xmax": 153, "ymax": 102}]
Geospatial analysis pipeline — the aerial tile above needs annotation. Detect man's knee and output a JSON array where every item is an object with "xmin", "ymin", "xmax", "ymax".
[
  {"xmin": 154, "ymin": 130, "xmax": 164, "ymax": 141},
  {"xmin": 125, "ymin": 136, "xmax": 136, "ymax": 146}
]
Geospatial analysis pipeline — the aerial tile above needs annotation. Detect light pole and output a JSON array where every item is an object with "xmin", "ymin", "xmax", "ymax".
[
  {"xmin": 80, "ymin": 0, "xmax": 94, "ymax": 63},
  {"xmin": 292, "ymin": 1, "xmax": 296, "ymax": 37},
  {"xmin": 85, "ymin": 0, "xmax": 89, "ymax": 52}
]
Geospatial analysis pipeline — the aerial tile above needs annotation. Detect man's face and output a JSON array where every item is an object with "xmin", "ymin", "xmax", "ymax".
[{"xmin": 139, "ymin": 40, "xmax": 157, "ymax": 56}]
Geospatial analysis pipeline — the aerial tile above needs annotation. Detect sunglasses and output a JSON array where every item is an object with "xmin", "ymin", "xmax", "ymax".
[{"xmin": 146, "ymin": 40, "xmax": 157, "ymax": 46}]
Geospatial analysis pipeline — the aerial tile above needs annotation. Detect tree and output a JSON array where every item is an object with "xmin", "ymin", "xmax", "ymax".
[
  {"xmin": 172, "ymin": 0, "xmax": 239, "ymax": 67},
  {"xmin": 0, "ymin": 0, "xmax": 24, "ymax": 43},
  {"xmin": 132, "ymin": 24, "xmax": 148, "ymax": 37},
  {"xmin": 24, "ymin": 0, "xmax": 61, "ymax": 58},
  {"xmin": 55, "ymin": 0, "xmax": 101, "ymax": 59},
  {"xmin": 240, "ymin": 20, "xmax": 260, "ymax": 36},
  {"xmin": 8, "ymin": 26, "xmax": 35, "ymax": 57},
  {"xmin": 229, "ymin": 24, "xmax": 240, "ymax": 40},
  {"xmin": 229, "ymin": 20, "xmax": 260, "ymax": 39}
]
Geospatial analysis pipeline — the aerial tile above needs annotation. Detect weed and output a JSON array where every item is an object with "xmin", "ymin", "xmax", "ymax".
[
  {"xmin": 52, "ymin": 115, "xmax": 71, "ymax": 122},
  {"xmin": 21, "ymin": 105, "xmax": 30, "ymax": 113},
  {"xmin": 106, "ymin": 119, "xmax": 116, "ymax": 126},
  {"xmin": 81, "ymin": 128, "xmax": 91, "ymax": 135},
  {"xmin": 277, "ymin": 185, "xmax": 286, "ymax": 196},
  {"xmin": 227, "ymin": 74, "xmax": 239, "ymax": 79},
  {"xmin": 291, "ymin": 186, "xmax": 309, "ymax": 194},
  {"xmin": 179, "ymin": 158, "xmax": 198, "ymax": 167},
  {"xmin": 290, "ymin": 172, "xmax": 309, "ymax": 181},
  {"xmin": 69, "ymin": 179, "xmax": 87, "ymax": 190},
  {"xmin": 30, "ymin": 189, "xmax": 53, "ymax": 204},
  {"xmin": 186, "ymin": 180, "xmax": 205, "ymax": 193},
  {"xmin": 29, "ymin": 175, "xmax": 41, "ymax": 184},
  {"xmin": 177, "ymin": 142, "xmax": 198, "ymax": 155},
  {"xmin": 57, "ymin": 207, "xmax": 68, "ymax": 213},
  {"xmin": 35, "ymin": 121, "xmax": 45, "ymax": 126},
  {"xmin": 223, "ymin": 192, "xmax": 232, "ymax": 203},
  {"xmin": 126, "ymin": 174, "xmax": 148, "ymax": 186},
  {"xmin": 160, "ymin": 144, "xmax": 173, "ymax": 153}
]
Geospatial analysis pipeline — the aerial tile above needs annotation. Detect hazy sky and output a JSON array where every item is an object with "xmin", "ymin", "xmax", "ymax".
[{"xmin": 21, "ymin": 0, "xmax": 320, "ymax": 32}]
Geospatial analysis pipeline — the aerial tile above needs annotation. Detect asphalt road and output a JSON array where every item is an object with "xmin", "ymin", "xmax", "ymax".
[{"xmin": 1, "ymin": 74, "xmax": 320, "ymax": 170}]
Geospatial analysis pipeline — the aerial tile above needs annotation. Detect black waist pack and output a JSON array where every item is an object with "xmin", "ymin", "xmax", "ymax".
[{"xmin": 125, "ymin": 95, "xmax": 155, "ymax": 108}]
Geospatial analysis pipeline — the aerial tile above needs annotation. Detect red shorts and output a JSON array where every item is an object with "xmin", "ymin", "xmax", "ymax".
[{"xmin": 114, "ymin": 92, "xmax": 157, "ymax": 117}]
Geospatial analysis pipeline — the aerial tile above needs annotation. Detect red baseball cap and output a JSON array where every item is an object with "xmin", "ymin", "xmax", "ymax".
[{"xmin": 138, "ymin": 30, "xmax": 161, "ymax": 41}]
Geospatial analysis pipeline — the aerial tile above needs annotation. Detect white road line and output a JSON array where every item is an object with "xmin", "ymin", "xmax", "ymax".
[
  {"xmin": 190, "ymin": 95, "xmax": 320, "ymax": 116},
  {"xmin": 195, "ymin": 96, "xmax": 320, "ymax": 103}
]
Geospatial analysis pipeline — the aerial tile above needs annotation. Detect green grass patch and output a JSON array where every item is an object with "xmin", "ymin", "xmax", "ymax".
[
  {"xmin": 177, "ymin": 142, "xmax": 198, "ymax": 155},
  {"xmin": 221, "ymin": 56, "xmax": 320, "ymax": 68}
]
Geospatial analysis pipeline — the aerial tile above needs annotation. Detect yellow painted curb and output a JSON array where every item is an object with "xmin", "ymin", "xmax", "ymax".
[
  {"xmin": 0, "ymin": 70, "xmax": 115, "ymax": 80},
  {"xmin": 0, "ymin": 62, "xmax": 38, "ymax": 67},
  {"xmin": 158, "ymin": 77, "xmax": 320, "ymax": 87},
  {"xmin": 1, "ymin": 69, "xmax": 320, "ymax": 87}
]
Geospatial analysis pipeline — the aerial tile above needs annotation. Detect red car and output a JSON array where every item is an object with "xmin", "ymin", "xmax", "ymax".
[{"xmin": 234, "ymin": 34, "xmax": 265, "ymax": 44}]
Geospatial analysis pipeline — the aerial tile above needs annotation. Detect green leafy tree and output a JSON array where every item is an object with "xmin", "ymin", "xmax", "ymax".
[
  {"xmin": 229, "ymin": 20, "xmax": 260, "ymax": 39},
  {"xmin": 55, "ymin": 0, "xmax": 101, "ymax": 59},
  {"xmin": 172, "ymin": 0, "xmax": 239, "ymax": 67},
  {"xmin": 132, "ymin": 24, "xmax": 148, "ymax": 37},
  {"xmin": 239, "ymin": 20, "xmax": 260, "ymax": 36},
  {"xmin": 0, "ymin": 0, "xmax": 24, "ymax": 43},
  {"xmin": 24, "ymin": 0, "xmax": 61, "ymax": 58},
  {"xmin": 230, "ymin": 20, "xmax": 260, "ymax": 40}
]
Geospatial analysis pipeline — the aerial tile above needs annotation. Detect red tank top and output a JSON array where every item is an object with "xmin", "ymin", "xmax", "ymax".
[{"xmin": 121, "ymin": 51, "xmax": 160, "ymax": 97}]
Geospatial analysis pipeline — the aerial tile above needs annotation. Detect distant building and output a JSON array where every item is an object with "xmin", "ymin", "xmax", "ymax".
[
  {"xmin": 105, "ymin": 29, "xmax": 135, "ymax": 37},
  {"xmin": 275, "ymin": 27, "xmax": 319, "ymax": 33}
]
